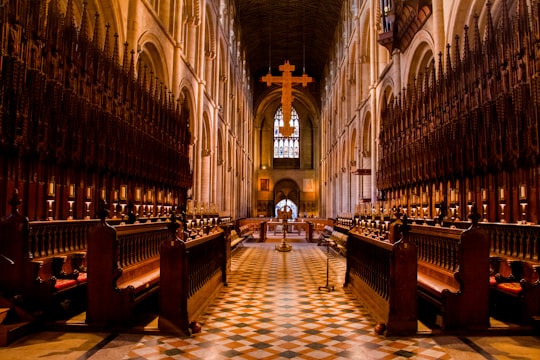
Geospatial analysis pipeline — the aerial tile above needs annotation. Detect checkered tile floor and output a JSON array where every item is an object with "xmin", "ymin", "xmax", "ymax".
[{"xmin": 124, "ymin": 243, "xmax": 451, "ymax": 359}]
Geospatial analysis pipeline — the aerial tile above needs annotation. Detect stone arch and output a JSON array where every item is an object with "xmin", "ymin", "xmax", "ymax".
[
  {"xmin": 136, "ymin": 33, "xmax": 170, "ymax": 86},
  {"xmin": 358, "ymin": 11, "xmax": 372, "ymax": 99},
  {"xmin": 274, "ymin": 178, "xmax": 301, "ymax": 219},
  {"xmin": 200, "ymin": 111, "xmax": 212, "ymax": 203},
  {"xmin": 350, "ymin": 127, "xmax": 357, "ymax": 168},
  {"xmin": 402, "ymin": 31, "xmax": 435, "ymax": 88},
  {"xmin": 178, "ymin": 79, "xmax": 197, "ymax": 143},
  {"xmin": 362, "ymin": 112, "xmax": 372, "ymax": 158}
]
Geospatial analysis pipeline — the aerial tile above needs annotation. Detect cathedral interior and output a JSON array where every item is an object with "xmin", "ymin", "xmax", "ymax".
[{"xmin": 1, "ymin": 0, "xmax": 540, "ymax": 359}]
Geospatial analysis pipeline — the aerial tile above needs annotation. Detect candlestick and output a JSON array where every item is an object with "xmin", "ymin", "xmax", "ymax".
[
  {"xmin": 47, "ymin": 199, "xmax": 54, "ymax": 220},
  {"xmin": 68, "ymin": 200, "xmax": 74, "ymax": 220},
  {"xmin": 85, "ymin": 201, "xmax": 91, "ymax": 220},
  {"xmin": 521, "ymin": 202, "xmax": 527, "ymax": 224}
]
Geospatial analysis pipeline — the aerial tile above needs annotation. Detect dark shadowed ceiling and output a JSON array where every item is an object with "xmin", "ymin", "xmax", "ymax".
[{"xmin": 235, "ymin": 0, "xmax": 344, "ymax": 103}]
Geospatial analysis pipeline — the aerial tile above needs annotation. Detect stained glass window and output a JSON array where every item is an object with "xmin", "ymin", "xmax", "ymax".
[{"xmin": 273, "ymin": 106, "xmax": 299, "ymax": 159}]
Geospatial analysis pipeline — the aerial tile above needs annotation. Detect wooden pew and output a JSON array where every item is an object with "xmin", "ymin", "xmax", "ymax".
[
  {"xmin": 328, "ymin": 231, "xmax": 348, "ymax": 256},
  {"xmin": 482, "ymin": 222, "xmax": 540, "ymax": 324},
  {"xmin": 406, "ymin": 211, "xmax": 490, "ymax": 330},
  {"xmin": 238, "ymin": 224, "xmax": 254, "ymax": 241},
  {"xmin": 86, "ymin": 210, "xmax": 170, "ymax": 326},
  {"xmin": 0, "ymin": 191, "xmax": 93, "ymax": 317},
  {"xmin": 345, "ymin": 220, "xmax": 417, "ymax": 335},
  {"xmin": 159, "ymin": 226, "xmax": 227, "ymax": 335},
  {"xmin": 230, "ymin": 230, "xmax": 246, "ymax": 249},
  {"xmin": 491, "ymin": 258, "xmax": 540, "ymax": 324}
]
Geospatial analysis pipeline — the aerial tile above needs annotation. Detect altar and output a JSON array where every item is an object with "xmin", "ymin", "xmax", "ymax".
[{"xmin": 266, "ymin": 220, "xmax": 310, "ymax": 238}]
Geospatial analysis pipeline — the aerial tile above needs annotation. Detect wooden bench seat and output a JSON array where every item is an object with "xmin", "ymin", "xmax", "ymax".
[
  {"xmin": 407, "ymin": 211, "xmax": 490, "ymax": 330},
  {"xmin": 117, "ymin": 258, "xmax": 161, "ymax": 302},
  {"xmin": 491, "ymin": 257, "xmax": 540, "ymax": 323},
  {"xmin": 238, "ymin": 225, "xmax": 254, "ymax": 241},
  {"xmin": 417, "ymin": 269, "xmax": 459, "ymax": 301},
  {"xmin": 86, "ymin": 209, "xmax": 170, "ymax": 326},
  {"xmin": 326, "ymin": 231, "xmax": 347, "ymax": 255},
  {"xmin": 230, "ymin": 230, "xmax": 246, "ymax": 249},
  {"xmin": 0, "ymin": 192, "xmax": 95, "ymax": 319}
]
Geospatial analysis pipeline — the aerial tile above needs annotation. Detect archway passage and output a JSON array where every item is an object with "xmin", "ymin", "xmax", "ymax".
[
  {"xmin": 273, "ymin": 179, "xmax": 300, "ymax": 218},
  {"xmin": 274, "ymin": 199, "xmax": 298, "ymax": 219}
]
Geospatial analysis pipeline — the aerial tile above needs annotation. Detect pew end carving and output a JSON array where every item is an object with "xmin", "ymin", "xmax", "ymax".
[
  {"xmin": 86, "ymin": 216, "xmax": 168, "ymax": 326},
  {"xmin": 345, "ymin": 219, "xmax": 417, "ymax": 336},
  {"xmin": 408, "ymin": 212, "xmax": 490, "ymax": 330}
]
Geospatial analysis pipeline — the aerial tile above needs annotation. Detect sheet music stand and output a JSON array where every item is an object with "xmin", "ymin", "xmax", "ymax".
[{"xmin": 319, "ymin": 237, "xmax": 335, "ymax": 292}]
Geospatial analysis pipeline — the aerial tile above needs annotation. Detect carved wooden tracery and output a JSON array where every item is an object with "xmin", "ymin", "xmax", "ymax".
[
  {"xmin": 378, "ymin": 0, "xmax": 540, "ymax": 223},
  {"xmin": 0, "ymin": 0, "xmax": 192, "ymax": 219}
]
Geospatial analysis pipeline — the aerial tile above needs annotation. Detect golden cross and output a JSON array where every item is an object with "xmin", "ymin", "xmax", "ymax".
[{"xmin": 261, "ymin": 61, "xmax": 313, "ymax": 137}]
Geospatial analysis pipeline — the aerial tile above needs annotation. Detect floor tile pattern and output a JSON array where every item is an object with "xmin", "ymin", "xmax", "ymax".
[
  {"xmin": 2, "ymin": 241, "xmax": 540, "ymax": 359},
  {"xmin": 125, "ymin": 243, "xmax": 452, "ymax": 359}
]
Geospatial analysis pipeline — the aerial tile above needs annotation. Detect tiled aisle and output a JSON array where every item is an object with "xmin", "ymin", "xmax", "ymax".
[{"xmin": 1, "ymin": 242, "xmax": 540, "ymax": 359}]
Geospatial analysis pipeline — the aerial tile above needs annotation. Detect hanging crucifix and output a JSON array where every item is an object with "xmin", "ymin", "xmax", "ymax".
[{"xmin": 261, "ymin": 60, "xmax": 313, "ymax": 137}]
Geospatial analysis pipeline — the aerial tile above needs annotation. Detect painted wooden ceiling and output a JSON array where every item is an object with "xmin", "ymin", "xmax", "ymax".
[{"xmin": 235, "ymin": 0, "xmax": 344, "ymax": 101}]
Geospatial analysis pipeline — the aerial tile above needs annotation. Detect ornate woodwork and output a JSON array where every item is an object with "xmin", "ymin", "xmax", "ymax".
[
  {"xmin": 378, "ymin": 0, "xmax": 540, "ymax": 224},
  {"xmin": 0, "ymin": 0, "xmax": 191, "ymax": 219}
]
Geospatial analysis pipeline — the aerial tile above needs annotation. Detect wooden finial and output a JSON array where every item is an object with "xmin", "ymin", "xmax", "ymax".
[
  {"xmin": 468, "ymin": 202, "xmax": 481, "ymax": 225},
  {"xmin": 96, "ymin": 198, "xmax": 109, "ymax": 221},
  {"xmin": 8, "ymin": 189, "xmax": 22, "ymax": 214},
  {"xmin": 168, "ymin": 210, "xmax": 180, "ymax": 232}
]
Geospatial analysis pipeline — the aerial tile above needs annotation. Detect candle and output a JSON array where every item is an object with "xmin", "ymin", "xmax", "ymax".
[
  {"xmin": 482, "ymin": 188, "xmax": 487, "ymax": 201},
  {"xmin": 69, "ymin": 184, "xmax": 75, "ymax": 198},
  {"xmin": 86, "ymin": 187, "xmax": 92, "ymax": 199},
  {"xmin": 467, "ymin": 191, "xmax": 472, "ymax": 202},
  {"xmin": 114, "ymin": 190, "xmax": 119, "ymax": 201},
  {"xmin": 499, "ymin": 187, "xmax": 505, "ymax": 201},
  {"xmin": 135, "ymin": 188, "xmax": 141, "ymax": 201},
  {"xmin": 120, "ymin": 185, "xmax": 127, "ymax": 200},
  {"xmin": 435, "ymin": 190, "xmax": 440, "ymax": 203},
  {"xmin": 101, "ymin": 188, "xmax": 106, "ymax": 200},
  {"xmin": 48, "ymin": 181, "xmax": 55, "ymax": 196}
]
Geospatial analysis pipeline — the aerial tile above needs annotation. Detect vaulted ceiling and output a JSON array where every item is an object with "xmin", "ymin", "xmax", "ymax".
[{"xmin": 235, "ymin": 0, "xmax": 345, "ymax": 105}]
